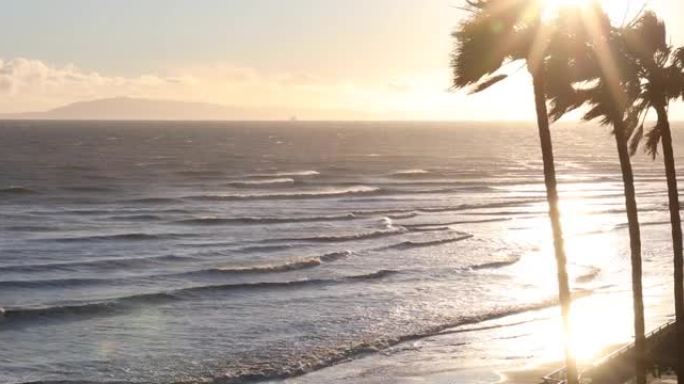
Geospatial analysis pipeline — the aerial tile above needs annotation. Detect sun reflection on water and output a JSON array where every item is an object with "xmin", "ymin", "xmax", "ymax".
[{"xmin": 502, "ymin": 190, "xmax": 637, "ymax": 365}]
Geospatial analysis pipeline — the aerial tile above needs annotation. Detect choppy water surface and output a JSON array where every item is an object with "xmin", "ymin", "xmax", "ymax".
[{"xmin": 0, "ymin": 121, "xmax": 681, "ymax": 383}]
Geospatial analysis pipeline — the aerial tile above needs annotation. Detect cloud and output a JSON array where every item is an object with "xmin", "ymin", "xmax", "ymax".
[
  {"xmin": 0, "ymin": 58, "xmax": 194, "ymax": 113},
  {"xmin": 0, "ymin": 56, "xmax": 551, "ymax": 120}
]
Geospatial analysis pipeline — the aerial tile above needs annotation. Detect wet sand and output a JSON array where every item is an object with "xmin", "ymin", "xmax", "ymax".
[{"xmin": 498, "ymin": 362, "xmax": 561, "ymax": 384}]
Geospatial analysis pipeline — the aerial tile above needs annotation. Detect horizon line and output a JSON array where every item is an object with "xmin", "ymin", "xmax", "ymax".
[{"xmin": 1, "ymin": 118, "xmax": 683, "ymax": 124}]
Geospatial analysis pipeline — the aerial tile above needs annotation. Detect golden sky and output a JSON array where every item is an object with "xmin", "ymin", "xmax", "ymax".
[{"xmin": 0, "ymin": 0, "xmax": 682, "ymax": 120}]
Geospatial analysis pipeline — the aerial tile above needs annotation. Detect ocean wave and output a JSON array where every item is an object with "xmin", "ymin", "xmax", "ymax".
[
  {"xmin": 352, "ymin": 208, "xmax": 416, "ymax": 216},
  {"xmin": 174, "ymin": 213, "xmax": 357, "ymax": 226},
  {"xmin": 37, "ymin": 232, "xmax": 190, "ymax": 243},
  {"xmin": 0, "ymin": 186, "xmax": 38, "ymax": 195},
  {"xmin": 4, "ymin": 225, "xmax": 56, "ymax": 232},
  {"xmin": 186, "ymin": 186, "xmax": 381, "ymax": 201},
  {"xmin": 614, "ymin": 220, "xmax": 670, "ymax": 229},
  {"xmin": 61, "ymin": 208, "xmax": 192, "ymax": 217},
  {"xmin": 107, "ymin": 214, "xmax": 167, "ymax": 222},
  {"xmin": 215, "ymin": 258, "xmax": 321, "ymax": 274},
  {"xmin": 227, "ymin": 178, "xmax": 295, "ymax": 187},
  {"xmin": 176, "ymin": 170, "xmax": 225, "ymax": 178},
  {"xmin": 389, "ymin": 169, "xmax": 433, "ymax": 177},
  {"xmin": 234, "ymin": 244, "xmax": 295, "ymax": 253},
  {"xmin": 387, "ymin": 234, "xmax": 474, "ymax": 249},
  {"xmin": 387, "ymin": 212, "xmax": 418, "ymax": 219},
  {"xmin": 249, "ymin": 170, "xmax": 320, "ymax": 178},
  {"xmin": 319, "ymin": 250, "xmax": 353, "ymax": 262},
  {"xmin": 351, "ymin": 200, "xmax": 540, "ymax": 218},
  {"xmin": 53, "ymin": 164, "xmax": 94, "ymax": 171},
  {"xmin": 402, "ymin": 218, "xmax": 512, "ymax": 229},
  {"xmin": 210, "ymin": 251, "xmax": 353, "ymax": 274},
  {"xmin": 404, "ymin": 226, "xmax": 451, "ymax": 232},
  {"xmin": 0, "ymin": 277, "xmax": 114, "ymax": 289},
  {"xmin": 216, "ymin": 290, "xmax": 592, "ymax": 383},
  {"xmin": 418, "ymin": 199, "xmax": 542, "ymax": 213},
  {"xmin": 124, "ymin": 197, "xmax": 184, "ymax": 204},
  {"xmin": 0, "ymin": 254, "xmax": 195, "ymax": 274},
  {"xmin": 266, "ymin": 227, "xmax": 407, "ymax": 243},
  {"xmin": 576, "ymin": 267, "xmax": 601, "ymax": 283},
  {"xmin": 467, "ymin": 256, "xmax": 522, "ymax": 271},
  {"xmin": 0, "ymin": 252, "xmax": 355, "ymax": 288},
  {"xmin": 0, "ymin": 270, "xmax": 397, "ymax": 328},
  {"xmin": 61, "ymin": 186, "xmax": 116, "ymax": 192}
]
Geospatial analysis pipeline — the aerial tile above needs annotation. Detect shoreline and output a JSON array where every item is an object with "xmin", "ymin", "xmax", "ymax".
[
  {"xmin": 498, "ymin": 361, "xmax": 562, "ymax": 384},
  {"xmin": 498, "ymin": 342, "xmax": 631, "ymax": 384}
]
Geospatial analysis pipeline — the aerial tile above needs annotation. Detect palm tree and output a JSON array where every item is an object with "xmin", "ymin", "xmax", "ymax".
[
  {"xmin": 451, "ymin": 1, "xmax": 578, "ymax": 383},
  {"xmin": 546, "ymin": 6, "xmax": 647, "ymax": 383},
  {"xmin": 624, "ymin": 12, "xmax": 684, "ymax": 382}
]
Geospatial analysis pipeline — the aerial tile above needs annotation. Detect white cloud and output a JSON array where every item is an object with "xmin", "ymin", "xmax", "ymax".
[
  {"xmin": 0, "ymin": 58, "xmax": 194, "ymax": 113},
  {"xmin": 0, "ymin": 56, "xmax": 546, "ymax": 120}
]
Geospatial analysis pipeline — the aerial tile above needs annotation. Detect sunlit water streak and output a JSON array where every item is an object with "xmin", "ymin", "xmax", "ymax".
[{"xmin": 0, "ymin": 121, "xmax": 680, "ymax": 383}]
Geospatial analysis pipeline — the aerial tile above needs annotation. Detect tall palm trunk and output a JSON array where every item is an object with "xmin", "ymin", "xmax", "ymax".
[
  {"xmin": 531, "ymin": 69, "xmax": 579, "ymax": 384},
  {"xmin": 614, "ymin": 119, "xmax": 647, "ymax": 384},
  {"xmin": 655, "ymin": 103, "xmax": 684, "ymax": 384}
]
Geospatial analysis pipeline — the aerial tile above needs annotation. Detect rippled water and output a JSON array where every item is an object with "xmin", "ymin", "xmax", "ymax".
[{"xmin": 0, "ymin": 121, "xmax": 681, "ymax": 383}]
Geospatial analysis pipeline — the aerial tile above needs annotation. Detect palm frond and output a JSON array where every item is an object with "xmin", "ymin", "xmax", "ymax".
[
  {"xmin": 628, "ymin": 124, "xmax": 644, "ymax": 156},
  {"xmin": 623, "ymin": 11, "xmax": 667, "ymax": 60},
  {"xmin": 451, "ymin": 14, "xmax": 511, "ymax": 87},
  {"xmin": 644, "ymin": 120, "xmax": 664, "ymax": 159},
  {"xmin": 451, "ymin": 0, "xmax": 541, "ymax": 89},
  {"xmin": 675, "ymin": 47, "xmax": 684, "ymax": 68},
  {"xmin": 469, "ymin": 74, "xmax": 509, "ymax": 94}
]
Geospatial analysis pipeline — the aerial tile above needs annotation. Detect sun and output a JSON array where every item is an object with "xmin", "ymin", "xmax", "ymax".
[
  {"xmin": 545, "ymin": 0, "xmax": 593, "ymax": 8},
  {"xmin": 543, "ymin": 0, "xmax": 651, "ymax": 24}
]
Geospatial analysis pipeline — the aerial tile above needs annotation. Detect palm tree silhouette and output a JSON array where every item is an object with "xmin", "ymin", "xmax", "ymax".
[
  {"xmin": 451, "ymin": 1, "xmax": 578, "ymax": 383},
  {"xmin": 546, "ymin": 6, "xmax": 647, "ymax": 383},
  {"xmin": 625, "ymin": 12, "xmax": 684, "ymax": 383}
]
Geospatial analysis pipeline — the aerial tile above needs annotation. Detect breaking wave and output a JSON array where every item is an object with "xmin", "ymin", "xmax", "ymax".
[
  {"xmin": 227, "ymin": 178, "xmax": 296, "ymax": 187},
  {"xmin": 265, "ymin": 227, "xmax": 407, "ymax": 243},
  {"xmin": 186, "ymin": 186, "xmax": 381, "ymax": 201},
  {"xmin": 174, "ymin": 213, "xmax": 357, "ymax": 226},
  {"xmin": 210, "ymin": 251, "xmax": 352, "ymax": 274},
  {"xmin": 467, "ymin": 256, "xmax": 522, "ymax": 271},
  {"xmin": 0, "ymin": 270, "xmax": 399, "ymax": 327},
  {"xmin": 216, "ymin": 290, "xmax": 593, "ymax": 384},
  {"xmin": 387, "ymin": 234, "xmax": 474, "ymax": 249},
  {"xmin": 248, "ymin": 170, "xmax": 320, "ymax": 178},
  {"xmin": 389, "ymin": 169, "xmax": 433, "ymax": 177}
]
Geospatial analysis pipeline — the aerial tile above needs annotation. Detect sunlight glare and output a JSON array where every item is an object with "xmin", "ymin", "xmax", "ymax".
[
  {"xmin": 500, "ymin": 189, "xmax": 632, "ymax": 363},
  {"xmin": 544, "ymin": 0, "xmax": 593, "ymax": 10},
  {"xmin": 543, "ymin": 0, "xmax": 650, "ymax": 24},
  {"xmin": 542, "ymin": 0, "xmax": 594, "ymax": 19}
]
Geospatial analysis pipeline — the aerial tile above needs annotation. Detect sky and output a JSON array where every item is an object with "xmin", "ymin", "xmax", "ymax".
[{"xmin": 1, "ymin": 0, "xmax": 683, "ymax": 120}]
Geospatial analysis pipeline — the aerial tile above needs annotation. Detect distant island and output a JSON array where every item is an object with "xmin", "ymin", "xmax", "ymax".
[{"xmin": 0, "ymin": 97, "xmax": 368, "ymax": 121}]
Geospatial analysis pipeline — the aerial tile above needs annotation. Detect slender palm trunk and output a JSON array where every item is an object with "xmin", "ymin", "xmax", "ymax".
[
  {"xmin": 655, "ymin": 103, "xmax": 684, "ymax": 384},
  {"xmin": 531, "ymin": 70, "xmax": 579, "ymax": 384},
  {"xmin": 614, "ymin": 119, "xmax": 647, "ymax": 384}
]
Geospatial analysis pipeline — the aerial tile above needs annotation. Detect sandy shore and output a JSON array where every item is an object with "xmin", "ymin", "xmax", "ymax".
[
  {"xmin": 497, "ymin": 343, "xmax": 630, "ymax": 383},
  {"xmin": 497, "ymin": 361, "xmax": 562, "ymax": 384}
]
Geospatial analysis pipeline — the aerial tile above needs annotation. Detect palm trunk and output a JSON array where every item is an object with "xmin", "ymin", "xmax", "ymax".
[
  {"xmin": 531, "ymin": 70, "xmax": 579, "ymax": 384},
  {"xmin": 614, "ymin": 119, "xmax": 647, "ymax": 384},
  {"xmin": 655, "ymin": 104, "xmax": 684, "ymax": 384}
]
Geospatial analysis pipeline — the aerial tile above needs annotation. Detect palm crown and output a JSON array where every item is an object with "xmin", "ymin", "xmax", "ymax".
[
  {"xmin": 623, "ymin": 12, "xmax": 684, "ymax": 157},
  {"xmin": 451, "ymin": 0, "xmax": 543, "ymax": 91}
]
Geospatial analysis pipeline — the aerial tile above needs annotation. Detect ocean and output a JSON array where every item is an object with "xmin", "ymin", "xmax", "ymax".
[{"xmin": 0, "ymin": 120, "xmax": 680, "ymax": 383}]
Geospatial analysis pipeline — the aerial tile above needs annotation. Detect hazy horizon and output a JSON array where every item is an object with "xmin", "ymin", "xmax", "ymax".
[{"xmin": 4, "ymin": 96, "xmax": 684, "ymax": 123}]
